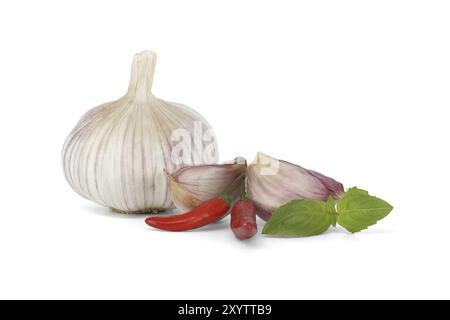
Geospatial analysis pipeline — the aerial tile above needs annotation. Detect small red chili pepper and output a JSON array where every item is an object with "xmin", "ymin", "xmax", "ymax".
[
  {"xmin": 145, "ymin": 174, "xmax": 244, "ymax": 231},
  {"xmin": 145, "ymin": 197, "xmax": 229, "ymax": 231},
  {"xmin": 230, "ymin": 183, "xmax": 257, "ymax": 240}
]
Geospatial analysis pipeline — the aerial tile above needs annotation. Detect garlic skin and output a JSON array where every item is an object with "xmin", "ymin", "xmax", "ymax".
[
  {"xmin": 167, "ymin": 157, "xmax": 247, "ymax": 211},
  {"xmin": 62, "ymin": 51, "xmax": 218, "ymax": 213},
  {"xmin": 246, "ymin": 153, "xmax": 344, "ymax": 220}
]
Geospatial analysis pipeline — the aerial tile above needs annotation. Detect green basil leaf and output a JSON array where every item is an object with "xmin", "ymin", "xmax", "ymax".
[
  {"xmin": 336, "ymin": 187, "xmax": 393, "ymax": 233},
  {"xmin": 344, "ymin": 187, "xmax": 369, "ymax": 196},
  {"xmin": 325, "ymin": 196, "xmax": 337, "ymax": 227},
  {"xmin": 262, "ymin": 200, "xmax": 332, "ymax": 237}
]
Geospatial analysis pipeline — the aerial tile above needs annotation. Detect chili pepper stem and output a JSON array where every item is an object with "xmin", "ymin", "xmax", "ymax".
[
  {"xmin": 220, "ymin": 173, "xmax": 245, "ymax": 206},
  {"xmin": 239, "ymin": 181, "xmax": 247, "ymax": 200}
]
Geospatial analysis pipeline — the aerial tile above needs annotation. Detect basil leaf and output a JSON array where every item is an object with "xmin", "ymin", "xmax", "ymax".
[
  {"xmin": 336, "ymin": 187, "xmax": 393, "ymax": 233},
  {"xmin": 344, "ymin": 187, "xmax": 369, "ymax": 196},
  {"xmin": 262, "ymin": 200, "xmax": 332, "ymax": 237},
  {"xmin": 325, "ymin": 196, "xmax": 337, "ymax": 227}
]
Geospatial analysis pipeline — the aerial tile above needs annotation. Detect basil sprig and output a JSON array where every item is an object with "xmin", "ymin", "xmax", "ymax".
[{"xmin": 262, "ymin": 187, "xmax": 393, "ymax": 237}]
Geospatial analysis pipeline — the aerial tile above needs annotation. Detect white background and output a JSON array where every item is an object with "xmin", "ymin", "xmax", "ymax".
[{"xmin": 0, "ymin": 0, "xmax": 449, "ymax": 300}]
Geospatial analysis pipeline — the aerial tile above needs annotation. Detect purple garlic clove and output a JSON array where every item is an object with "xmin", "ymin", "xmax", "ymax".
[
  {"xmin": 167, "ymin": 157, "xmax": 247, "ymax": 212},
  {"xmin": 246, "ymin": 152, "xmax": 344, "ymax": 221}
]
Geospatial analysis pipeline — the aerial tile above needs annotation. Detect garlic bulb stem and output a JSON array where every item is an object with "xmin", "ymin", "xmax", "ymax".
[{"xmin": 127, "ymin": 51, "xmax": 157, "ymax": 101}]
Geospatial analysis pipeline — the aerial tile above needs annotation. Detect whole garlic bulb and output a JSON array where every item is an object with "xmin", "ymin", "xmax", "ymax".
[
  {"xmin": 62, "ymin": 51, "xmax": 218, "ymax": 213},
  {"xmin": 246, "ymin": 153, "xmax": 344, "ymax": 220}
]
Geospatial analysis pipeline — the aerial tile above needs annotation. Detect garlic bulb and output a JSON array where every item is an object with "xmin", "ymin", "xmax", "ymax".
[
  {"xmin": 62, "ymin": 51, "xmax": 218, "ymax": 213},
  {"xmin": 246, "ymin": 153, "xmax": 344, "ymax": 220},
  {"xmin": 167, "ymin": 157, "xmax": 247, "ymax": 211}
]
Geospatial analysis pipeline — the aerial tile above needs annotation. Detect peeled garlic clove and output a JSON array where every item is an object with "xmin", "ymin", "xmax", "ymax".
[
  {"xmin": 167, "ymin": 157, "xmax": 247, "ymax": 211},
  {"xmin": 246, "ymin": 152, "xmax": 344, "ymax": 221},
  {"xmin": 62, "ymin": 51, "xmax": 218, "ymax": 213}
]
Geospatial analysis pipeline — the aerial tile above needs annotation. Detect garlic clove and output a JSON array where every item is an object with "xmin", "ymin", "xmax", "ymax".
[
  {"xmin": 62, "ymin": 51, "xmax": 219, "ymax": 213},
  {"xmin": 167, "ymin": 157, "xmax": 247, "ymax": 211},
  {"xmin": 246, "ymin": 152, "xmax": 344, "ymax": 221}
]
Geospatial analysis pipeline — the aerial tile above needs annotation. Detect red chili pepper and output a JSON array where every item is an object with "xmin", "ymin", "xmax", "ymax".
[
  {"xmin": 230, "ymin": 200, "xmax": 257, "ymax": 240},
  {"xmin": 145, "ymin": 173, "xmax": 244, "ymax": 232},
  {"xmin": 145, "ymin": 197, "xmax": 229, "ymax": 231},
  {"xmin": 230, "ymin": 184, "xmax": 257, "ymax": 240}
]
